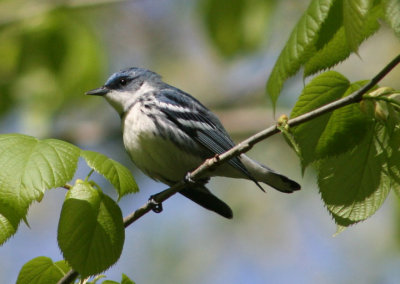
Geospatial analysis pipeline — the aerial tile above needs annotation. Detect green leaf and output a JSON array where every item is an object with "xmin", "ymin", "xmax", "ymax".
[
  {"xmin": 266, "ymin": 0, "xmax": 335, "ymax": 105},
  {"xmin": 0, "ymin": 134, "xmax": 80, "ymax": 244},
  {"xmin": 16, "ymin": 256, "xmax": 68, "ymax": 284},
  {"xmin": 318, "ymin": 125, "xmax": 391, "ymax": 226},
  {"xmin": 199, "ymin": 0, "xmax": 277, "ymax": 57},
  {"xmin": 81, "ymin": 150, "xmax": 138, "ymax": 199},
  {"xmin": 290, "ymin": 71, "xmax": 350, "ymax": 168},
  {"xmin": 53, "ymin": 260, "xmax": 71, "ymax": 275},
  {"xmin": 86, "ymin": 275, "xmax": 106, "ymax": 284},
  {"xmin": 304, "ymin": 26, "xmax": 349, "ymax": 76},
  {"xmin": 388, "ymin": 126, "xmax": 400, "ymax": 196},
  {"xmin": 315, "ymin": 81, "xmax": 375, "ymax": 157},
  {"xmin": 122, "ymin": 274, "xmax": 136, "ymax": 284},
  {"xmin": 57, "ymin": 180, "xmax": 125, "ymax": 278},
  {"xmin": 291, "ymin": 74, "xmax": 375, "ymax": 169},
  {"xmin": 100, "ymin": 274, "xmax": 135, "ymax": 284},
  {"xmin": 304, "ymin": 2, "xmax": 381, "ymax": 76},
  {"xmin": 334, "ymin": 224, "xmax": 348, "ymax": 236},
  {"xmin": 384, "ymin": 0, "xmax": 400, "ymax": 38},
  {"xmin": 343, "ymin": 0, "xmax": 372, "ymax": 52},
  {"xmin": 381, "ymin": 102, "xmax": 397, "ymax": 134}
]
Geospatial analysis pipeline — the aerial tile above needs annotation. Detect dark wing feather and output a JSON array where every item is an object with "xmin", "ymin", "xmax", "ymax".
[
  {"xmin": 180, "ymin": 186, "xmax": 233, "ymax": 219},
  {"xmin": 155, "ymin": 89, "xmax": 264, "ymax": 190}
]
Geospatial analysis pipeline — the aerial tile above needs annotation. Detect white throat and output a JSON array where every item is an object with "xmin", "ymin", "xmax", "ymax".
[
  {"xmin": 105, "ymin": 82, "xmax": 157, "ymax": 115},
  {"xmin": 135, "ymin": 82, "xmax": 157, "ymax": 96}
]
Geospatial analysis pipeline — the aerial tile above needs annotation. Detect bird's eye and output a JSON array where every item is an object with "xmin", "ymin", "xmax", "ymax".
[{"xmin": 119, "ymin": 78, "xmax": 127, "ymax": 86}]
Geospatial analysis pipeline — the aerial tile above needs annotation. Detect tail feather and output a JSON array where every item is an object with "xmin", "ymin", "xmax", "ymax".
[
  {"xmin": 180, "ymin": 186, "xmax": 233, "ymax": 219},
  {"xmin": 262, "ymin": 170, "xmax": 301, "ymax": 193},
  {"xmin": 240, "ymin": 155, "xmax": 301, "ymax": 193}
]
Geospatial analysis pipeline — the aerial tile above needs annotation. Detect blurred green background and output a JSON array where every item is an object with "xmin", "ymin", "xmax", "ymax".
[{"xmin": 1, "ymin": 0, "xmax": 400, "ymax": 283}]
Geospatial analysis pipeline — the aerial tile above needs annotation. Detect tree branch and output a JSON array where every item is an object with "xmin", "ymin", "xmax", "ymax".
[{"xmin": 57, "ymin": 53, "xmax": 400, "ymax": 284}]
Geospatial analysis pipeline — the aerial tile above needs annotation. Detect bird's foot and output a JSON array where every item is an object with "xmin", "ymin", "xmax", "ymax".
[
  {"xmin": 148, "ymin": 195, "xmax": 163, "ymax": 213},
  {"xmin": 184, "ymin": 173, "xmax": 196, "ymax": 185}
]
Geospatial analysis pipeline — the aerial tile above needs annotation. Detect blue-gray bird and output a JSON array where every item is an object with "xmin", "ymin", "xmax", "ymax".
[{"xmin": 86, "ymin": 67, "xmax": 300, "ymax": 218}]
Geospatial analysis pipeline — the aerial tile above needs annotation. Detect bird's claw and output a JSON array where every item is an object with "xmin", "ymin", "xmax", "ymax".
[
  {"xmin": 184, "ymin": 173, "xmax": 196, "ymax": 185},
  {"xmin": 148, "ymin": 195, "xmax": 163, "ymax": 213}
]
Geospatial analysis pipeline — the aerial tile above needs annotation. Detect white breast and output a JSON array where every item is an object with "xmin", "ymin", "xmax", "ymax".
[{"xmin": 122, "ymin": 103, "xmax": 203, "ymax": 184}]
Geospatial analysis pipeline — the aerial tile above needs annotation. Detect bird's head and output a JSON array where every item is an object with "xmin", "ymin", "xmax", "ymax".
[{"xmin": 86, "ymin": 67, "xmax": 162, "ymax": 115}]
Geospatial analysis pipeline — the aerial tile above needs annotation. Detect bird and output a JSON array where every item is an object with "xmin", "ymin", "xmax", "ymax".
[{"xmin": 86, "ymin": 67, "xmax": 300, "ymax": 219}]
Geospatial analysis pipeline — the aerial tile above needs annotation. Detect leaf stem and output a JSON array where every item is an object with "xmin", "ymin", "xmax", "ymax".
[{"xmin": 85, "ymin": 169, "xmax": 95, "ymax": 181}]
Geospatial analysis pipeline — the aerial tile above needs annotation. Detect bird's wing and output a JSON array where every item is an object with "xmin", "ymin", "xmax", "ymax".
[{"xmin": 154, "ymin": 89, "xmax": 264, "ymax": 190}]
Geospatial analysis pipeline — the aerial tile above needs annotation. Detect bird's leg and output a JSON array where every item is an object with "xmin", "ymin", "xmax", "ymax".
[{"xmin": 148, "ymin": 175, "xmax": 210, "ymax": 214}]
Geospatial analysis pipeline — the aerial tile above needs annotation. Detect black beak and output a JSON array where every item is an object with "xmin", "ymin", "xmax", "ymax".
[{"xmin": 85, "ymin": 86, "xmax": 109, "ymax": 96}]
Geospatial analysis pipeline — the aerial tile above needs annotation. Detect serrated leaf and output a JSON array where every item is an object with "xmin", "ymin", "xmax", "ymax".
[
  {"xmin": 290, "ymin": 71, "xmax": 350, "ymax": 168},
  {"xmin": 384, "ymin": 0, "xmax": 400, "ymax": 38},
  {"xmin": 16, "ymin": 256, "xmax": 68, "ymax": 284},
  {"xmin": 304, "ymin": 26, "xmax": 349, "ymax": 76},
  {"xmin": 0, "ymin": 134, "xmax": 80, "ymax": 244},
  {"xmin": 81, "ymin": 150, "xmax": 138, "ymax": 199},
  {"xmin": 57, "ymin": 180, "xmax": 125, "ymax": 278},
  {"xmin": 304, "ymin": 2, "xmax": 382, "ymax": 76},
  {"xmin": 0, "ymin": 204, "xmax": 20, "ymax": 247},
  {"xmin": 343, "ymin": 0, "xmax": 372, "ymax": 52},
  {"xmin": 318, "ymin": 126, "xmax": 391, "ymax": 226},
  {"xmin": 266, "ymin": 0, "xmax": 335, "ymax": 106}
]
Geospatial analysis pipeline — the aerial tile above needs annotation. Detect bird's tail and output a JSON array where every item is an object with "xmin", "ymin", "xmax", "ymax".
[
  {"xmin": 239, "ymin": 155, "xmax": 301, "ymax": 193},
  {"xmin": 179, "ymin": 186, "xmax": 233, "ymax": 219}
]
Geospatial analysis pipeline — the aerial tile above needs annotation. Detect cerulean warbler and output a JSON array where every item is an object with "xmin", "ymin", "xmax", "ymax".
[{"xmin": 86, "ymin": 67, "xmax": 300, "ymax": 218}]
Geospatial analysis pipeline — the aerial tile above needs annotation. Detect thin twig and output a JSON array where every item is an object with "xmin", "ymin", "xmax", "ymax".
[{"xmin": 57, "ymin": 53, "xmax": 400, "ymax": 284}]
